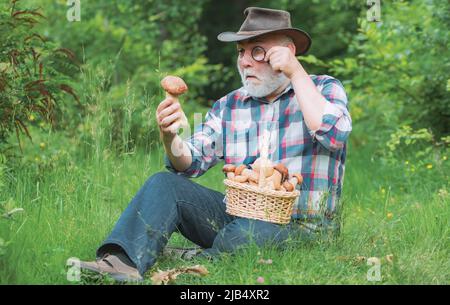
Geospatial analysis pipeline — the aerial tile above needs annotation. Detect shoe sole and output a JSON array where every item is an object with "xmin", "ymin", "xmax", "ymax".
[{"xmin": 79, "ymin": 262, "xmax": 143, "ymax": 283}]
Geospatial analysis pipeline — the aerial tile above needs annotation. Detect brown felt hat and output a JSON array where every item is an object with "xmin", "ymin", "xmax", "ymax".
[{"xmin": 217, "ymin": 7, "xmax": 312, "ymax": 55}]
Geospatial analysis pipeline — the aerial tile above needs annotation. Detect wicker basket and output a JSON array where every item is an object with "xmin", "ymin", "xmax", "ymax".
[{"xmin": 224, "ymin": 179, "xmax": 300, "ymax": 225}]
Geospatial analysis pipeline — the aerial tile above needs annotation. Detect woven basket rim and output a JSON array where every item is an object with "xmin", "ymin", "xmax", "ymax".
[{"xmin": 224, "ymin": 178, "xmax": 300, "ymax": 198}]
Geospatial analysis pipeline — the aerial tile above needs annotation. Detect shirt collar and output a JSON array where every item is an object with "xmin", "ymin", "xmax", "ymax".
[{"xmin": 240, "ymin": 83, "xmax": 294, "ymax": 104}]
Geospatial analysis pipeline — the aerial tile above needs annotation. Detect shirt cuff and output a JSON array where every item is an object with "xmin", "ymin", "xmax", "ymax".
[
  {"xmin": 308, "ymin": 101, "xmax": 344, "ymax": 137},
  {"xmin": 164, "ymin": 150, "xmax": 200, "ymax": 178}
]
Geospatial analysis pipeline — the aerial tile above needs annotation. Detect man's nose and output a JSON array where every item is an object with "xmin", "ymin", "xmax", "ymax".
[{"xmin": 239, "ymin": 51, "xmax": 254, "ymax": 68}]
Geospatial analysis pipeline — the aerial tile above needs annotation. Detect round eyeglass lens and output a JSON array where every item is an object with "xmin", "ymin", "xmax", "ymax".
[{"xmin": 251, "ymin": 46, "xmax": 266, "ymax": 62}]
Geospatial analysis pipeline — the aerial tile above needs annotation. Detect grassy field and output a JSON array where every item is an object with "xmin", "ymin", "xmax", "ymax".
[{"xmin": 0, "ymin": 125, "xmax": 448, "ymax": 285}]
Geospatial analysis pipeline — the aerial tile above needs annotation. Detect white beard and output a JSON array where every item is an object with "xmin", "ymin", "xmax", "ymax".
[{"xmin": 237, "ymin": 62, "xmax": 289, "ymax": 98}]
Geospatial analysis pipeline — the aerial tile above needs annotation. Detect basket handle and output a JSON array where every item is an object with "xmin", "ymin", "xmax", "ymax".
[{"xmin": 258, "ymin": 130, "xmax": 270, "ymax": 189}]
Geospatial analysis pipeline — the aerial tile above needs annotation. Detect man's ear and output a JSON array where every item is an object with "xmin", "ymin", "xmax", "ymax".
[{"xmin": 287, "ymin": 42, "xmax": 296, "ymax": 55}]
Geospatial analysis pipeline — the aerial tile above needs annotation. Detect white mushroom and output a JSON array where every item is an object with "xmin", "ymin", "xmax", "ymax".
[
  {"xmin": 251, "ymin": 157, "xmax": 274, "ymax": 177},
  {"xmin": 266, "ymin": 170, "xmax": 283, "ymax": 190},
  {"xmin": 288, "ymin": 173, "xmax": 303, "ymax": 189},
  {"xmin": 233, "ymin": 175, "xmax": 248, "ymax": 183},
  {"xmin": 282, "ymin": 181, "xmax": 294, "ymax": 192},
  {"xmin": 222, "ymin": 164, "xmax": 236, "ymax": 180}
]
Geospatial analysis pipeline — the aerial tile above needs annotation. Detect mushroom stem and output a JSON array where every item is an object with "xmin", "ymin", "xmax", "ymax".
[
  {"xmin": 249, "ymin": 180, "xmax": 259, "ymax": 187},
  {"xmin": 233, "ymin": 175, "xmax": 248, "ymax": 183},
  {"xmin": 254, "ymin": 159, "xmax": 274, "ymax": 187},
  {"xmin": 283, "ymin": 181, "xmax": 294, "ymax": 192},
  {"xmin": 242, "ymin": 168, "xmax": 259, "ymax": 182},
  {"xmin": 235, "ymin": 164, "xmax": 247, "ymax": 176},
  {"xmin": 268, "ymin": 170, "xmax": 282, "ymax": 190},
  {"xmin": 288, "ymin": 173, "xmax": 303, "ymax": 189}
]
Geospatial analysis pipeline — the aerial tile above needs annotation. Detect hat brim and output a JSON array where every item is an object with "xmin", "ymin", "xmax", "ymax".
[{"xmin": 217, "ymin": 28, "xmax": 311, "ymax": 55}]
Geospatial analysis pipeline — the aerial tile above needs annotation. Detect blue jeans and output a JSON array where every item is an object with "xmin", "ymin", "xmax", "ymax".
[{"xmin": 97, "ymin": 172, "xmax": 315, "ymax": 275}]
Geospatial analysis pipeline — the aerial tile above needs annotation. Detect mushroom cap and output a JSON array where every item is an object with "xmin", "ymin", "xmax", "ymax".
[
  {"xmin": 273, "ymin": 163, "xmax": 289, "ymax": 181},
  {"xmin": 160, "ymin": 75, "xmax": 188, "ymax": 96},
  {"xmin": 222, "ymin": 164, "xmax": 236, "ymax": 173},
  {"xmin": 292, "ymin": 173, "xmax": 303, "ymax": 184}
]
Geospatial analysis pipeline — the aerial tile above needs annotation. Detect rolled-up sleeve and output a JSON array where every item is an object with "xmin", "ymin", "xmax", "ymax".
[
  {"xmin": 164, "ymin": 99, "xmax": 224, "ymax": 178},
  {"xmin": 309, "ymin": 77, "xmax": 352, "ymax": 151}
]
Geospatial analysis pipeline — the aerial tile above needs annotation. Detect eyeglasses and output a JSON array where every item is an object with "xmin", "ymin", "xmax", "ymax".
[{"xmin": 238, "ymin": 46, "xmax": 267, "ymax": 63}]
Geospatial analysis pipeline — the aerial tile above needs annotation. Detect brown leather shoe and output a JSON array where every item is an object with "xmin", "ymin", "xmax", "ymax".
[{"xmin": 79, "ymin": 254, "xmax": 143, "ymax": 282}]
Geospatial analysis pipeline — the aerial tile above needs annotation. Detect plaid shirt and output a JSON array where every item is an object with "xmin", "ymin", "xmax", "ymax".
[{"xmin": 165, "ymin": 74, "xmax": 352, "ymax": 229}]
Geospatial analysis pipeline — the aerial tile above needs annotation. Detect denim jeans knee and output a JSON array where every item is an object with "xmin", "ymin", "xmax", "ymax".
[
  {"xmin": 210, "ymin": 218, "xmax": 290, "ymax": 253},
  {"xmin": 146, "ymin": 171, "xmax": 182, "ymax": 190}
]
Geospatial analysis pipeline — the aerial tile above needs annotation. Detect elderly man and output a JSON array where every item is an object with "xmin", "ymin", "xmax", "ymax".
[{"xmin": 79, "ymin": 7, "xmax": 352, "ymax": 282}]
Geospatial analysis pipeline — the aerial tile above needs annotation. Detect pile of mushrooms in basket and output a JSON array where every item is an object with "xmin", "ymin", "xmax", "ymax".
[{"xmin": 222, "ymin": 157, "xmax": 303, "ymax": 192}]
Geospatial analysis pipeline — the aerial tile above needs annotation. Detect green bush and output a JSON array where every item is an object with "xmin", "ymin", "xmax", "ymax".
[
  {"xmin": 330, "ymin": 0, "xmax": 449, "ymax": 140},
  {"xmin": 0, "ymin": 0, "xmax": 78, "ymax": 149},
  {"xmin": 382, "ymin": 125, "xmax": 449, "ymax": 191}
]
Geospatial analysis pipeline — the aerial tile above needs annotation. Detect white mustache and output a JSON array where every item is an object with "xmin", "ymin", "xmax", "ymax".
[{"xmin": 243, "ymin": 70, "xmax": 257, "ymax": 79}]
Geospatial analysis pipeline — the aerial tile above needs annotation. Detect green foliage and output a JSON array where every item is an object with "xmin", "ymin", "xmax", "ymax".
[
  {"xmin": 0, "ymin": 0, "xmax": 78, "ymax": 149},
  {"xmin": 21, "ymin": 0, "xmax": 223, "ymax": 154},
  {"xmin": 382, "ymin": 125, "xmax": 449, "ymax": 191},
  {"xmin": 329, "ymin": 0, "xmax": 450, "ymax": 140}
]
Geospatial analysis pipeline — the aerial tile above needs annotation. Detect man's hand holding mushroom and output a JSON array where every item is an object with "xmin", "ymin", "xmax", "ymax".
[
  {"xmin": 156, "ymin": 75, "xmax": 192, "ymax": 172},
  {"xmin": 156, "ymin": 76, "xmax": 189, "ymax": 140}
]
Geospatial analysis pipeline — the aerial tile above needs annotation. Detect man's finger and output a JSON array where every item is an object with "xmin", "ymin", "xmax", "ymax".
[
  {"xmin": 158, "ymin": 102, "xmax": 180, "ymax": 121},
  {"xmin": 161, "ymin": 111, "xmax": 181, "ymax": 128},
  {"xmin": 271, "ymin": 63, "xmax": 282, "ymax": 73},
  {"xmin": 268, "ymin": 54, "xmax": 282, "ymax": 64},
  {"xmin": 264, "ymin": 46, "xmax": 283, "ymax": 62},
  {"xmin": 156, "ymin": 97, "xmax": 176, "ymax": 113},
  {"xmin": 264, "ymin": 48, "xmax": 275, "ymax": 62},
  {"xmin": 164, "ymin": 121, "xmax": 181, "ymax": 135}
]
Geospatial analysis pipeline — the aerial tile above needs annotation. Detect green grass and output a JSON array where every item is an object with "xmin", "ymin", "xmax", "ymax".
[{"xmin": 0, "ymin": 128, "xmax": 449, "ymax": 284}]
